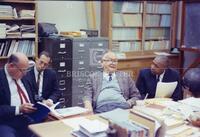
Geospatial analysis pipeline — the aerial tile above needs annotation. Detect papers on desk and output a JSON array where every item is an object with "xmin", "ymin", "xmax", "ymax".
[
  {"xmin": 99, "ymin": 108, "xmax": 129, "ymax": 122},
  {"xmin": 53, "ymin": 106, "xmax": 89, "ymax": 118},
  {"xmin": 62, "ymin": 117, "xmax": 108, "ymax": 137},
  {"xmin": 179, "ymin": 97, "xmax": 200, "ymax": 111},
  {"xmin": 155, "ymin": 81, "xmax": 177, "ymax": 98}
]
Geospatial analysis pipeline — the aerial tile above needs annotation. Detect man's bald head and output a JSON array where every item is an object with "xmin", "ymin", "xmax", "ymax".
[
  {"xmin": 183, "ymin": 68, "xmax": 200, "ymax": 97},
  {"xmin": 7, "ymin": 52, "xmax": 29, "ymax": 80}
]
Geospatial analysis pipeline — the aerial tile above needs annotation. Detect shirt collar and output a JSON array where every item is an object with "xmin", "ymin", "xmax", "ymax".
[
  {"xmin": 5, "ymin": 64, "xmax": 13, "ymax": 83},
  {"xmin": 103, "ymin": 71, "xmax": 116, "ymax": 81},
  {"xmin": 158, "ymin": 70, "xmax": 165, "ymax": 82},
  {"xmin": 34, "ymin": 66, "xmax": 43, "ymax": 76}
]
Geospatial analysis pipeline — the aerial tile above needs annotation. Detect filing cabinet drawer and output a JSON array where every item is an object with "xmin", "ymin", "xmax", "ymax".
[
  {"xmin": 58, "ymin": 79, "xmax": 72, "ymax": 92},
  {"xmin": 40, "ymin": 37, "xmax": 72, "ymax": 59},
  {"xmin": 72, "ymin": 59, "xmax": 90, "ymax": 71},
  {"xmin": 72, "ymin": 84, "xmax": 85, "ymax": 94},
  {"xmin": 72, "ymin": 94, "xmax": 84, "ymax": 107},
  {"xmin": 62, "ymin": 94, "xmax": 72, "ymax": 107},
  {"xmin": 89, "ymin": 41, "xmax": 108, "ymax": 49},
  {"xmin": 73, "ymin": 41, "xmax": 89, "ymax": 59},
  {"xmin": 52, "ymin": 59, "xmax": 72, "ymax": 71}
]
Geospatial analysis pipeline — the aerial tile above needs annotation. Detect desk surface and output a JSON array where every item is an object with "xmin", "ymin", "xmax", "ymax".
[{"xmin": 29, "ymin": 115, "xmax": 107, "ymax": 137}]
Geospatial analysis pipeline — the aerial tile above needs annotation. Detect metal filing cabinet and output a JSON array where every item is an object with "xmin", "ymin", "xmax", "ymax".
[
  {"xmin": 39, "ymin": 36, "xmax": 72, "ymax": 107},
  {"xmin": 39, "ymin": 36, "xmax": 108, "ymax": 107},
  {"xmin": 71, "ymin": 37, "xmax": 108, "ymax": 106}
]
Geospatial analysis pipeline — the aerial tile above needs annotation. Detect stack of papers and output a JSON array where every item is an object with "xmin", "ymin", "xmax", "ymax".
[{"xmin": 155, "ymin": 81, "xmax": 178, "ymax": 98}]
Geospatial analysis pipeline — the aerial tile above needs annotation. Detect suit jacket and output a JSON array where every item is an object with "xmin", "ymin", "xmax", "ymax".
[
  {"xmin": 0, "ymin": 68, "xmax": 34, "ymax": 128},
  {"xmin": 26, "ymin": 67, "xmax": 61, "ymax": 103},
  {"xmin": 136, "ymin": 68, "xmax": 182, "ymax": 101},
  {"xmin": 84, "ymin": 71, "xmax": 141, "ymax": 109}
]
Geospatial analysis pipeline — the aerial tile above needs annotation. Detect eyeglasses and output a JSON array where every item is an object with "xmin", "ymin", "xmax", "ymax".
[
  {"xmin": 13, "ymin": 63, "xmax": 31, "ymax": 75},
  {"xmin": 103, "ymin": 59, "xmax": 118, "ymax": 64}
]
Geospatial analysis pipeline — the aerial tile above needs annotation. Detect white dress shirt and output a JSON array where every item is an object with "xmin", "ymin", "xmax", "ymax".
[{"xmin": 5, "ymin": 65, "xmax": 30, "ymax": 115}]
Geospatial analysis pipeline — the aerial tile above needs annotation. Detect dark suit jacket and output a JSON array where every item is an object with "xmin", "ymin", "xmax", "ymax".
[
  {"xmin": 136, "ymin": 68, "xmax": 182, "ymax": 101},
  {"xmin": 26, "ymin": 67, "xmax": 61, "ymax": 103},
  {"xmin": 0, "ymin": 68, "xmax": 35, "ymax": 129}
]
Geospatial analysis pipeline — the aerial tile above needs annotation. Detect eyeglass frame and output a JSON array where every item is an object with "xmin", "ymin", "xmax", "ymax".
[{"xmin": 102, "ymin": 59, "xmax": 118, "ymax": 64}]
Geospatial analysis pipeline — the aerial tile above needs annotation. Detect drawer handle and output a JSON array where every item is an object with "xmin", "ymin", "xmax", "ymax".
[
  {"xmin": 78, "ymin": 50, "xmax": 85, "ymax": 52},
  {"xmin": 78, "ymin": 85, "xmax": 84, "ymax": 88},
  {"xmin": 59, "ymin": 80, "xmax": 65, "ymax": 85},
  {"xmin": 59, "ymin": 87, "xmax": 66, "ymax": 91},
  {"xmin": 58, "ymin": 51, "xmax": 67, "ymax": 54},
  {"xmin": 58, "ymin": 69, "xmax": 66, "ymax": 73},
  {"xmin": 78, "ymin": 67, "xmax": 85, "ymax": 70}
]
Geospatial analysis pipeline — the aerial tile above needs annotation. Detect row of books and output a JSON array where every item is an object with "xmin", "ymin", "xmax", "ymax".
[
  {"xmin": 144, "ymin": 40, "xmax": 170, "ymax": 50},
  {"xmin": 0, "ymin": 5, "xmax": 35, "ymax": 19},
  {"xmin": 112, "ymin": 2, "xmax": 171, "ymax": 14},
  {"xmin": 112, "ymin": 41, "xmax": 141, "ymax": 52},
  {"xmin": 112, "ymin": 13, "xmax": 142, "ymax": 27},
  {"xmin": 146, "ymin": 14, "xmax": 171, "ymax": 27},
  {"xmin": 112, "ymin": 28, "xmax": 141, "ymax": 41},
  {"xmin": 145, "ymin": 28, "xmax": 170, "ymax": 40},
  {"xmin": 113, "ymin": 1, "xmax": 143, "ymax": 13},
  {"xmin": 0, "ymin": 40, "xmax": 35, "ymax": 57},
  {"xmin": 146, "ymin": 3, "xmax": 171, "ymax": 14}
]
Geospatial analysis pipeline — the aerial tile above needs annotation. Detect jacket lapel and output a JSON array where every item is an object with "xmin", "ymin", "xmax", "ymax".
[
  {"xmin": 116, "ymin": 71, "xmax": 124, "ymax": 93},
  {"xmin": 96, "ymin": 72, "xmax": 103, "ymax": 93},
  {"xmin": 1, "ymin": 69, "xmax": 11, "ymax": 104}
]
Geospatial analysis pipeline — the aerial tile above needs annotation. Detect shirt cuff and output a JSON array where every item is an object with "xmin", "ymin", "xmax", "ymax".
[
  {"xmin": 15, "ymin": 106, "xmax": 20, "ymax": 115},
  {"xmin": 47, "ymin": 99, "xmax": 54, "ymax": 104}
]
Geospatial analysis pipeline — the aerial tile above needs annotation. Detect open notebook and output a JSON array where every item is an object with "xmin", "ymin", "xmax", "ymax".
[{"xmin": 155, "ymin": 81, "xmax": 178, "ymax": 98}]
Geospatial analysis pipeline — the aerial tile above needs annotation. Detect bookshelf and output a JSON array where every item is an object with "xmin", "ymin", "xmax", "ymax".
[
  {"xmin": 101, "ymin": 1, "xmax": 179, "ymax": 79},
  {"xmin": 101, "ymin": 1, "xmax": 176, "ymax": 53},
  {"xmin": 0, "ymin": 0, "xmax": 37, "ymax": 64}
]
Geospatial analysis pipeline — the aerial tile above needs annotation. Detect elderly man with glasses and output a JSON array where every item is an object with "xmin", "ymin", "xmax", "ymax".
[
  {"xmin": 83, "ymin": 51, "xmax": 141, "ymax": 113},
  {"xmin": 0, "ymin": 52, "xmax": 36, "ymax": 137}
]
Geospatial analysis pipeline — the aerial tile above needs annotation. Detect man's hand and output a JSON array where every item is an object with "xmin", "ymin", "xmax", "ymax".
[
  {"xmin": 84, "ymin": 100, "xmax": 94, "ymax": 114},
  {"xmin": 42, "ymin": 99, "xmax": 54, "ymax": 107},
  {"xmin": 19, "ymin": 103, "xmax": 36, "ymax": 114}
]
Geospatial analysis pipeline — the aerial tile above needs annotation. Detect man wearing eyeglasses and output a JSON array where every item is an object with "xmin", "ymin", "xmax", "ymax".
[
  {"xmin": 26, "ymin": 51, "xmax": 61, "ymax": 107},
  {"xmin": 0, "ymin": 52, "xmax": 36, "ymax": 137},
  {"xmin": 136, "ymin": 55, "xmax": 182, "ymax": 101},
  {"xmin": 84, "ymin": 51, "xmax": 141, "ymax": 113}
]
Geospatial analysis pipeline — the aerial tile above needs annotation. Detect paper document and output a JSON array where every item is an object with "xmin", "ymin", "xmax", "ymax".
[{"xmin": 155, "ymin": 81, "xmax": 177, "ymax": 98}]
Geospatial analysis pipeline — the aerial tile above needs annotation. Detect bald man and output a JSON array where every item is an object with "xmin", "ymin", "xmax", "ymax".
[
  {"xmin": 182, "ymin": 68, "xmax": 200, "ymax": 98},
  {"xmin": 0, "ymin": 53, "xmax": 36, "ymax": 137},
  {"xmin": 136, "ymin": 55, "xmax": 182, "ymax": 101},
  {"xmin": 84, "ymin": 51, "xmax": 140, "ymax": 113}
]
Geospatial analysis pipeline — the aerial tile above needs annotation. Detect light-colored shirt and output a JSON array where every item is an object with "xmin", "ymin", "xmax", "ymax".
[
  {"xmin": 5, "ymin": 65, "xmax": 30, "ymax": 115},
  {"xmin": 158, "ymin": 70, "xmax": 165, "ymax": 82},
  {"xmin": 96, "ymin": 72, "xmax": 126, "ymax": 108}
]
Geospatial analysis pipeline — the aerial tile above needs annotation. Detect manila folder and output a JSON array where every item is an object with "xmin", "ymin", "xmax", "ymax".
[{"xmin": 155, "ymin": 81, "xmax": 178, "ymax": 98}]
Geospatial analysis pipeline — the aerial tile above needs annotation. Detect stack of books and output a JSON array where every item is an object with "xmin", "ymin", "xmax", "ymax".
[{"xmin": 72, "ymin": 119, "xmax": 108, "ymax": 137}]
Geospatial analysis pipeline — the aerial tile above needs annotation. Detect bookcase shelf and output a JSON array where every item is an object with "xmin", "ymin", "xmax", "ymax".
[
  {"xmin": 101, "ymin": 1, "xmax": 176, "ymax": 53},
  {"xmin": 0, "ymin": 0, "xmax": 37, "ymax": 61}
]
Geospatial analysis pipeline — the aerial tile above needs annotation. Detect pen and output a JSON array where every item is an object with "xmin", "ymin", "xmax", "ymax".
[{"xmin": 144, "ymin": 93, "xmax": 149, "ymax": 100}]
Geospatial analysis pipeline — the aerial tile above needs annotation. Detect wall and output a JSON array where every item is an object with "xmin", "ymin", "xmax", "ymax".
[{"xmin": 37, "ymin": 1, "xmax": 101, "ymax": 33}]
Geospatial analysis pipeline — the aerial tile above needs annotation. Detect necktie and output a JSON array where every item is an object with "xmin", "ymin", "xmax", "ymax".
[
  {"xmin": 14, "ymin": 80, "xmax": 29, "ymax": 104},
  {"xmin": 36, "ymin": 71, "xmax": 41, "ymax": 92},
  {"xmin": 156, "ymin": 75, "xmax": 160, "ymax": 82},
  {"xmin": 109, "ymin": 73, "xmax": 112, "ymax": 81}
]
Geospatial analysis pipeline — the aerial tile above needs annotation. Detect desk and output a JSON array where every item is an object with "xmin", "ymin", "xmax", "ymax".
[{"xmin": 29, "ymin": 115, "xmax": 107, "ymax": 137}]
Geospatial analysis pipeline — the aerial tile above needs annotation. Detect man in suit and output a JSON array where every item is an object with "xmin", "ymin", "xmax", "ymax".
[
  {"xmin": 26, "ymin": 51, "xmax": 61, "ymax": 107},
  {"xmin": 0, "ymin": 52, "xmax": 36, "ymax": 137},
  {"xmin": 84, "ymin": 51, "xmax": 141, "ymax": 113},
  {"xmin": 136, "ymin": 55, "xmax": 182, "ymax": 101}
]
